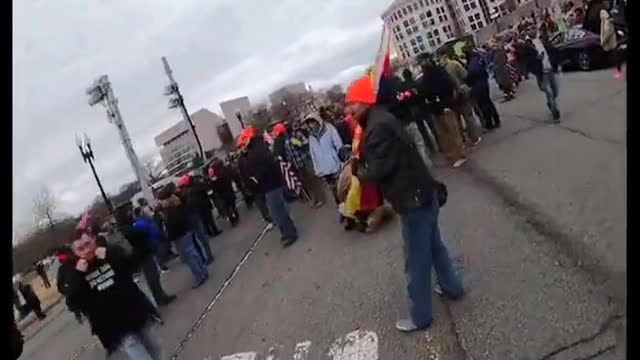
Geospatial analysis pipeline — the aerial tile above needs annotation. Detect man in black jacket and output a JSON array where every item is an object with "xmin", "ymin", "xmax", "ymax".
[
  {"xmin": 209, "ymin": 161, "xmax": 239, "ymax": 227},
  {"xmin": 158, "ymin": 186, "xmax": 210, "ymax": 288},
  {"xmin": 238, "ymin": 146, "xmax": 273, "ymax": 225},
  {"xmin": 238, "ymin": 126, "xmax": 298, "ymax": 247},
  {"xmin": 417, "ymin": 54, "xmax": 468, "ymax": 167},
  {"xmin": 66, "ymin": 233, "xmax": 162, "ymax": 359},
  {"xmin": 56, "ymin": 246, "xmax": 84, "ymax": 323},
  {"xmin": 522, "ymin": 30, "xmax": 561, "ymax": 121},
  {"xmin": 115, "ymin": 208, "xmax": 176, "ymax": 307},
  {"xmin": 177, "ymin": 178, "xmax": 215, "ymax": 264},
  {"xmin": 347, "ymin": 76, "xmax": 464, "ymax": 332}
]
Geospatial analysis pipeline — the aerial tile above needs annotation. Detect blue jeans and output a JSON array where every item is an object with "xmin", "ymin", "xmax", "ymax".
[
  {"xmin": 117, "ymin": 324, "xmax": 162, "ymax": 360},
  {"xmin": 537, "ymin": 71, "xmax": 559, "ymax": 113},
  {"xmin": 176, "ymin": 232, "xmax": 208, "ymax": 284},
  {"xmin": 265, "ymin": 187, "xmax": 298, "ymax": 240},
  {"xmin": 399, "ymin": 194, "xmax": 464, "ymax": 328},
  {"xmin": 189, "ymin": 215, "xmax": 213, "ymax": 262}
]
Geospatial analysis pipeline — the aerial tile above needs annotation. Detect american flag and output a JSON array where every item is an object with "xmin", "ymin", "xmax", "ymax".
[{"xmin": 278, "ymin": 157, "xmax": 310, "ymax": 201}]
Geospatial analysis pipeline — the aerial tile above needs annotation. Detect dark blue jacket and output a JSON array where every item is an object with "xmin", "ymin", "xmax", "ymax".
[
  {"xmin": 466, "ymin": 52, "xmax": 489, "ymax": 86},
  {"xmin": 133, "ymin": 217, "xmax": 163, "ymax": 248}
]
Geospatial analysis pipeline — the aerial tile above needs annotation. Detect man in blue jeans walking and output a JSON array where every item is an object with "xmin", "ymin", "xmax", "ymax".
[
  {"xmin": 347, "ymin": 76, "xmax": 464, "ymax": 332},
  {"xmin": 238, "ymin": 126, "xmax": 298, "ymax": 247},
  {"xmin": 522, "ymin": 30, "xmax": 561, "ymax": 122},
  {"xmin": 158, "ymin": 187, "xmax": 209, "ymax": 288}
]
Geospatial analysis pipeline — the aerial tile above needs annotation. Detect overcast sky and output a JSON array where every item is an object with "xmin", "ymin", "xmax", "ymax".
[{"xmin": 12, "ymin": 0, "xmax": 391, "ymax": 233}]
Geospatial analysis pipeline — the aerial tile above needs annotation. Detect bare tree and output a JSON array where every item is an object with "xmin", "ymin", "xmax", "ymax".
[{"xmin": 33, "ymin": 187, "xmax": 57, "ymax": 228}]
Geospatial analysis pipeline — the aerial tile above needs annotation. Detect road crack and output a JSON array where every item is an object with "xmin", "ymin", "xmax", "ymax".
[
  {"xmin": 571, "ymin": 344, "xmax": 616, "ymax": 360},
  {"xmin": 461, "ymin": 163, "xmax": 626, "ymax": 309},
  {"xmin": 536, "ymin": 313, "xmax": 622, "ymax": 360}
]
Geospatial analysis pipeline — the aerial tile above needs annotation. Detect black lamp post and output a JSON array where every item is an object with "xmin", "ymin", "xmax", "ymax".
[
  {"xmin": 235, "ymin": 111, "xmax": 245, "ymax": 129},
  {"xmin": 76, "ymin": 133, "xmax": 114, "ymax": 214}
]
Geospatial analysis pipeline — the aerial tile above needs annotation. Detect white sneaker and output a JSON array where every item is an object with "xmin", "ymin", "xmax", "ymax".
[
  {"xmin": 452, "ymin": 158, "xmax": 467, "ymax": 168},
  {"xmin": 434, "ymin": 284, "xmax": 444, "ymax": 296},
  {"xmin": 472, "ymin": 137, "xmax": 482, "ymax": 146},
  {"xmin": 395, "ymin": 319, "xmax": 424, "ymax": 332},
  {"xmin": 265, "ymin": 222, "xmax": 274, "ymax": 232}
]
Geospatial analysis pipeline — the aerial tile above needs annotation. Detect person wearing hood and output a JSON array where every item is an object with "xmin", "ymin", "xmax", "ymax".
[
  {"xmin": 56, "ymin": 246, "xmax": 84, "ymax": 324},
  {"xmin": 600, "ymin": 9, "xmax": 622, "ymax": 78},
  {"xmin": 65, "ymin": 232, "xmax": 163, "ymax": 359},
  {"xmin": 346, "ymin": 76, "xmax": 464, "ymax": 332},
  {"xmin": 280, "ymin": 121, "xmax": 326, "ymax": 208},
  {"xmin": 238, "ymin": 126, "xmax": 298, "ymax": 247},
  {"xmin": 304, "ymin": 112, "xmax": 344, "ymax": 205}
]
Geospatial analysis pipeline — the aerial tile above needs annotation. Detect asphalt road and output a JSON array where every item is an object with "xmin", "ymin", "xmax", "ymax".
[{"xmin": 20, "ymin": 69, "xmax": 626, "ymax": 360}]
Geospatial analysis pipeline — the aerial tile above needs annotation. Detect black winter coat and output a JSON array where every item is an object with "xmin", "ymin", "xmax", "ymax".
[
  {"xmin": 164, "ymin": 202, "xmax": 192, "ymax": 242},
  {"xmin": 521, "ymin": 39, "xmax": 560, "ymax": 77},
  {"xmin": 238, "ymin": 140, "xmax": 283, "ymax": 194},
  {"xmin": 57, "ymin": 257, "xmax": 81, "ymax": 312},
  {"xmin": 355, "ymin": 106, "xmax": 436, "ymax": 213},
  {"xmin": 65, "ymin": 245, "xmax": 156, "ymax": 354},
  {"xmin": 418, "ymin": 66, "xmax": 457, "ymax": 115}
]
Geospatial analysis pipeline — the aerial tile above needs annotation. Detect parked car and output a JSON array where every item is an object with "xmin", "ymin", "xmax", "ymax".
[{"xmin": 550, "ymin": 28, "xmax": 609, "ymax": 71}]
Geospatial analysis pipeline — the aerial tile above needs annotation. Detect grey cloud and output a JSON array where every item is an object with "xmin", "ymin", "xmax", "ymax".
[{"xmin": 13, "ymin": 0, "xmax": 391, "ymax": 232}]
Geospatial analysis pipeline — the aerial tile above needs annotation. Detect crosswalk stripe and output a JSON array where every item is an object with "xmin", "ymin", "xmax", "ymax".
[
  {"xmin": 220, "ymin": 352, "xmax": 257, "ymax": 360},
  {"xmin": 292, "ymin": 341, "xmax": 311, "ymax": 360},
  {"xmin": 328, "ymin": 330, "xmax": 379, "ymax": 360},
  {"xmin": 265, "ymin": 346, "xmax": 280, "ymax": 360}
]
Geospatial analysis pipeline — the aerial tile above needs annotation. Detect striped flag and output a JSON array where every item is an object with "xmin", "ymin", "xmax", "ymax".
[
  {"xmin": 370, "ymin": 23, "xmax": 393, "ymax": 94},
  {"xmin": 354, "ymin": 23, "xmax": 395, "ymax": 158},
  {"xmin": 278, "ymin": 157, "xmax": 309, "ymax": 201}
]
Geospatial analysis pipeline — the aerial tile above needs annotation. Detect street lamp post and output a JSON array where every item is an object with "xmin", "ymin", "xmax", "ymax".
[
  {"xmin": 76, "ymin": 133, "xmax": 114, "ymax": 214},
  {"xmin": 235, "ymin": 111, "xmax": 246, "ymax": 129},
  {"xmin": 161, "ymin": 57, "xmax": 205, "ymax": 160}
]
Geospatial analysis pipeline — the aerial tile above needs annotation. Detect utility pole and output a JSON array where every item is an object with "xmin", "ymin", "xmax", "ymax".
[
  {"xmin": 86, "ymin": 75, "xmax": 155, "ymax": 206},
  {"xmin": 76, "ymin": 133, "xmax": 114, "ymax": 215},
  {"xmin": 161, "ymin": 57, "xmax": 205, "ymax": 160}
]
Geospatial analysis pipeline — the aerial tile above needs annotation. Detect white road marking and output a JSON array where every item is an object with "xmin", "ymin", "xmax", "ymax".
[
  {"xmin": 220, "ymin": 352, "xmax": 257, "ymax": 360},
  {"xmin": 264, "ymin": 346, "xmax": 280, "ymax": 360},
  {"xmin": 170, "ymin": 224, "xmax": 272, "ymax": 359},
  {"xmin": 292, "ymin": 341, "xmax": 311, "ymax": 360},
  {"xmin": 328, "ymin": 330, "xmax": 379, "ymax": 360}
]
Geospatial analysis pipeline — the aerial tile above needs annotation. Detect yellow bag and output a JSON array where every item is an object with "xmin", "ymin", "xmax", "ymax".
[{"xmin": 344, "ymin": 175, "xmax": 362, "ymax": 217}]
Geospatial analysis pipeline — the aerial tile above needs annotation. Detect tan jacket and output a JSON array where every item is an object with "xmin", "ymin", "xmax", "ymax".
[{"xmin": 443, "ymin": 59, "xmax": 467, "ymax": 88}]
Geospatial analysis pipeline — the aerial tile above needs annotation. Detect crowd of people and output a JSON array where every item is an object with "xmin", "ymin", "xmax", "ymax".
[{"xmin": 15, "ymin": 4, "xmax": 628, "ymax": 359}]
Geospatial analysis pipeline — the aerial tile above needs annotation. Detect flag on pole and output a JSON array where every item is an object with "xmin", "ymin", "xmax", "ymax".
[{"xmin": 370, "ymin": 23, "xmax": 393, "ymax": 93}]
